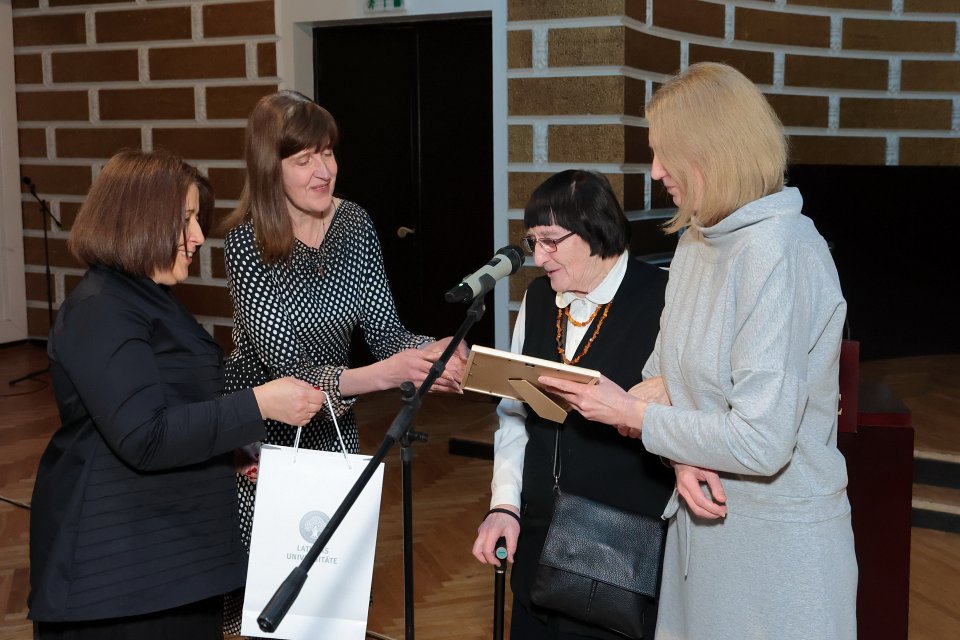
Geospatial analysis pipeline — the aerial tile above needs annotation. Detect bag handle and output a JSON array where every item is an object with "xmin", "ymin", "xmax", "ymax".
[{"xmin": 292, "ymin": 391, "xmax": 351, "ymax": 469}]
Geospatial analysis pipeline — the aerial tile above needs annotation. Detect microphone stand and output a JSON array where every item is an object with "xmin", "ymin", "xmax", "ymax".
[
  {"xmin": 258, "ymin": 294, "xmax": 488, "ymax": 639},
  {"xmin": 9, "ymin": 181, "xmax": 61, "ymax": 387},
  {"xmin": 399, "ymin": 411, "xmax": 428, "ymax": 640}
]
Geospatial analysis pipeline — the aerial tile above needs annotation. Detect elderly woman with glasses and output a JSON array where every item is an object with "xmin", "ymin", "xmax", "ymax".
[{"xmin": 471, "ymin": 170, "xmax": 674, "ymax": 639}]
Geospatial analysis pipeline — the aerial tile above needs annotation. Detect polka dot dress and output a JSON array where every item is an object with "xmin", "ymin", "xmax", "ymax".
[{"xmin": 221, "ymin": 199, "xmax": 430, "ymax": 633}]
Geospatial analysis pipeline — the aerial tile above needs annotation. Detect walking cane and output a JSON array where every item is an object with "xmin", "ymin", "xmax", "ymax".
[{"xmin": 493, "ymin": 536, "xmax": 508, "ymax": 640}]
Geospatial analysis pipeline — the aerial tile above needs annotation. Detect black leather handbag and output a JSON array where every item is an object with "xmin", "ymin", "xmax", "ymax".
[{"xmin": 529, "ymin": 432, "xmax": 666, "ymax": 639}]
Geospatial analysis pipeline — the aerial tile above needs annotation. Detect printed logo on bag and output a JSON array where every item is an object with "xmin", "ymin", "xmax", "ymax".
[
  {"xmin": 299, "ymin": 510, "xmax": 331, "ymax": 543},
  {"xmin": 292, "ymin": 511, "xmax": 338, "ymax": 565}
]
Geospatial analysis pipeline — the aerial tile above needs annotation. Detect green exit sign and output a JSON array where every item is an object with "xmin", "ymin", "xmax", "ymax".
[{"xmin": 366, "ymin": 0, "xmax": 404, "ymax": 11}]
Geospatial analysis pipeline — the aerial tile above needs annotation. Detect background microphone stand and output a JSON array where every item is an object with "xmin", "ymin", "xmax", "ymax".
[
  {"xmin": 9, "ymin": 177, "xmax": 61, "ymax": 387},
  {"xmin": 399, "ymin": 408, "xmax": 428, "ymax": 640},
  {"xmin": 258, "ymin": 294, "xmax": 488, "ymax": 639}
]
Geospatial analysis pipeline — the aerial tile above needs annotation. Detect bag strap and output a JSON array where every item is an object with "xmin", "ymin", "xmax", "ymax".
[
  {"xmin": 292, "ymin": 391, "xmax": 351, "ymax": 469},
  {"xmin": 552, "ymin": 428, "xmax": 562, "ymax": 496},
  {"xmin": 552, "ymin": 321, "xmax": 565, "ymax": 496}
]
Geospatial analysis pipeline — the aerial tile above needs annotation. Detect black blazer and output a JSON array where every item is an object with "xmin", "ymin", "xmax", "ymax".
[{"xmin": 28, "ymin": 266, "xmax": 265, "ymax": 622}]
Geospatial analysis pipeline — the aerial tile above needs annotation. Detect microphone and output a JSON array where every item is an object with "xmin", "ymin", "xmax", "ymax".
[
  {"xmin": 22, "ymin": 175, "xmax": 40, "ymax": 200},
  {"xmin": 20, "ymin": 176, "xmax": 62, "ymax": 227},
  {"xmin": 444, "ymin": 245, "xmax": 523, "ymax": 303}
]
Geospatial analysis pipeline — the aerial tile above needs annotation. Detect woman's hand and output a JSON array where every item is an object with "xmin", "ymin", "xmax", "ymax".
[
  {"xmin": 419, "ymin": 336, "xmax": 469, "ymax": 393},
  {"xmin": 380, "ymin": 348, "xmax": 460, "ymax": 393},
  {"xmin": 628, "ymin": 376, "xmax": 671, "ymax": 406},
  {"xmin": 538, "ymin": 374, "xmax": 646, "ymax": 431},
  {"xmin": 253, "ymin": 377, "xmax": 327, "ymax": 426},
  {"xmin": 472, "ymin": 504, "xmax": 520, "ymax": 567},
  {"xmin": 234, "ymin": 445, "xmax": 260, "ymax": 484},
  {"xmin": 339, "ymin": 346, "xmax": 462, "ymax": 397},
  {"xmin": 673, "ymin": 463, "xmax": 727, "ymax": 519},
  {"xmin": 614, "ymin": 377, "xmax": 668, "ymax": 436}
]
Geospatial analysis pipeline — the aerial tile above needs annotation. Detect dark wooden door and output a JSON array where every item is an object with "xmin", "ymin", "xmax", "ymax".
[{"xmin": 314, "ymin": 17, "xmax": 494, "ymax": 359}]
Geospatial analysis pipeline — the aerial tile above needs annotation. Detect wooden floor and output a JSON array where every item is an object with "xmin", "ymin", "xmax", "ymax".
[
  {"xmin": 1, "ymin": 343, "xmax": 957, "ymax": 640},
  {"xmin": 860, "ymin": 356, "xmax": 960, "ymax": 458}
]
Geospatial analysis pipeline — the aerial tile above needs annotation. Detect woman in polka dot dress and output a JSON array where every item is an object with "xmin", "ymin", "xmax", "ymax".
[{"xmin": 220, "ymin": 91, "xmax": 466, "ymax": 631}]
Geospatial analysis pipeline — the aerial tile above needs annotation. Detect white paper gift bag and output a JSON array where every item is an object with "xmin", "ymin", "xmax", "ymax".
[{"xmin": 241, "ymin": 444, "xmax": 385, "ymax": 639}]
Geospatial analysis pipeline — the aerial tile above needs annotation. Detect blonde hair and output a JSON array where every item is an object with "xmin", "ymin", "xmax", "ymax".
[{"xmin": 646, "ymin": 62, "xmax": 788, "ymax": 232}]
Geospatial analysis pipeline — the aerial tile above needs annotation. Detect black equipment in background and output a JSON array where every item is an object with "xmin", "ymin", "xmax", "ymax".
[{"xmin": 9, "ymin": 177, "xmax": 62, "ymax": 387}]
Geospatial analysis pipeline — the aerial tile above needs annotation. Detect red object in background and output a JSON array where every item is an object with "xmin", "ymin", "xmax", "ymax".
[
  {"xmin": 837, "ymin": 345, "xmax": 913, "ymax": 640},
  {"xmin": 838, "ymin": 340, "xmax": 860, "ymax": 433}
]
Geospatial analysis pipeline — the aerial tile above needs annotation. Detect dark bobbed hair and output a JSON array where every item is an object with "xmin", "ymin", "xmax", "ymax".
[
  {"xmin": 68, "ymin": 149, "xmax": 198, "ymax": 277},
  {"xmin": 523, "ymin": 170, "xmax": 630, "ymax": 259},
  {"xmin": 222, "ymin": 90, "xmax": 340, "ymax": 264}
]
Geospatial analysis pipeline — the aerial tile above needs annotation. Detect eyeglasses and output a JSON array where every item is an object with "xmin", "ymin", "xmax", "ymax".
[{"xmin": 520, "ymin": 231, "xmax": 575, "ymax": 254}]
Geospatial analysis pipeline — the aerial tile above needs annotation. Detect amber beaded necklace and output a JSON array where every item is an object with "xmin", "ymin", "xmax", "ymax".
[
  {"xmin": 564, "ymin": 304, "xmax": 600, "ymax": 328},
  {"xmin": 555, "ymin": 301, "xmax": 611, "ymax": 364}
]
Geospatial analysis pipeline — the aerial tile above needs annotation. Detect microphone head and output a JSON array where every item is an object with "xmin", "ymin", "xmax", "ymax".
[
  {"xmin": 496, "ymin": 244, "xmax": 524, "ymax": 274},
  {"xmin": 21, "ymin": 176, "xmax": 32, "ymax": 187}
]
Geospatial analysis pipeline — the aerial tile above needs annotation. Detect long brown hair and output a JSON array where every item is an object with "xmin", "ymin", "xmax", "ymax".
[
  {"xmin": 222, "ymin": 90, "xmax": 339, "ymax": 264},
  {"xmin": 69, "ymin": 149, "xmax": 197, "ymax": 277},
  {"xmin": 646, "ymin": 62, "xmax": 788, "ymax": 232}
]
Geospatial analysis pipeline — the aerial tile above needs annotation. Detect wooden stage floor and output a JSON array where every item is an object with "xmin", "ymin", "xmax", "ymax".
[{"xmin": 1, "ymin": 343, "xmax": 957, "ymax": 639}]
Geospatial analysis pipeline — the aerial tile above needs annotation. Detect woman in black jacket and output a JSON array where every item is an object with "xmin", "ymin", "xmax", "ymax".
[{"xmin": 27, "ymin": 149, "xmax": 326, "ymax": 639}]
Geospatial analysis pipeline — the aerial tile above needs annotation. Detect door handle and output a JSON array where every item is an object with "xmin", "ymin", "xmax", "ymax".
[{"xmin": 397, "ymin": 226, "xmax": 416, "ymax": 239}]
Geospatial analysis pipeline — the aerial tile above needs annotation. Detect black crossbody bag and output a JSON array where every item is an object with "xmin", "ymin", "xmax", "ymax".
[{"xmin": 529, "ymin": 429, "xmax": 665, "ymax": 639}]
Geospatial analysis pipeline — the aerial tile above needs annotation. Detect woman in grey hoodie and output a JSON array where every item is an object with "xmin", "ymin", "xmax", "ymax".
[{"xmin": 540, "ymin": 62, "xmax": 857, "ymax": 640}]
